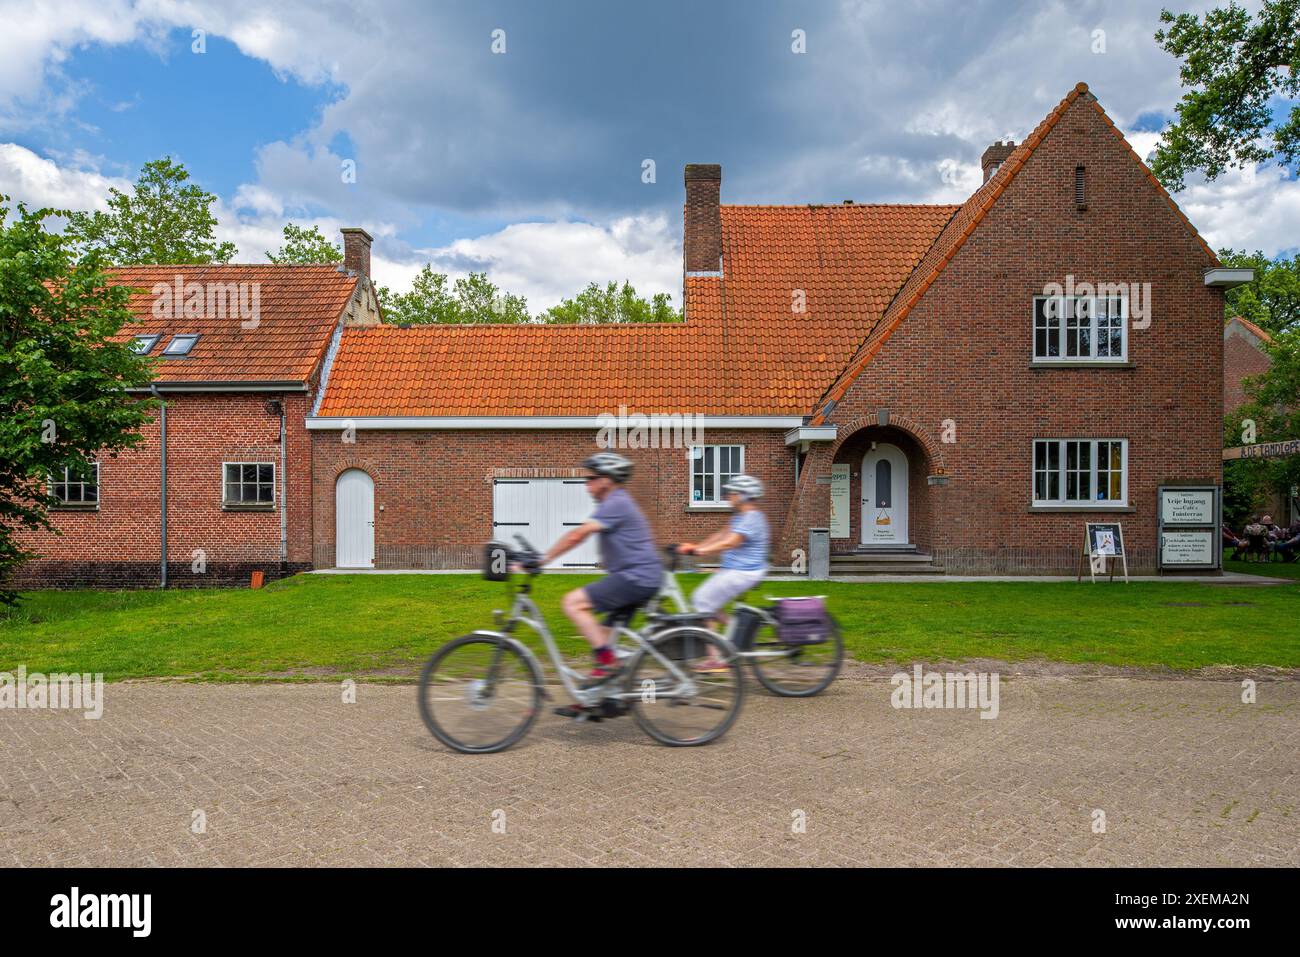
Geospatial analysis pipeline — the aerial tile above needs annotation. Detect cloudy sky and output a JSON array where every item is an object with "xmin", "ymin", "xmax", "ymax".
[{"xmin": 0, "ymin": 0, "xmax": 1295, "ymax": 309}]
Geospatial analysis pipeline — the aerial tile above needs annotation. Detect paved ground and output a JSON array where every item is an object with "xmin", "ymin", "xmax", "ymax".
[{"xmin": 2, "ymin": 666, "xmax": 1297, "ymax": 866}]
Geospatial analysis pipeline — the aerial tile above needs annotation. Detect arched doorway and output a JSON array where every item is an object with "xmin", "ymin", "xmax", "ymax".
[
  {"xmin": 335, "ymin": 469, "xmax": 375, "ymax": 568},
  {"xmin": 861, "ymin": 443, "xmax": 909, "ymax": 545}
]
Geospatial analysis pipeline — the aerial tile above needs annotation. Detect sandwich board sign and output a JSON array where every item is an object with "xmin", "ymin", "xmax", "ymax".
[
  {"xmin": 1157, "ymin": 485, "xmax": 1220, "ymax": 572},
  {"xmin": 1078, "ymin": 522, "xmax": 1127, "ymax": 583}
]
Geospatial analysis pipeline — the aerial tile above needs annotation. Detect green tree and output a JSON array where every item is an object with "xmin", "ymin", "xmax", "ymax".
[
  {"xmin": 1224, "ymin": 328, "xmax": 1300, "ymax": 526},
  {"xmin": 377, "ymin": 266, "xmax": 529, "ymax": 324},
  {"xmin": 1153, "ymin": 0, "xmax": 1300, "ymax": 191},
  {"xmin": 1219, "ymin": 249, "xmax": 1300, "ymax": 335},
  {"xmin": 266, "ymin": 223, "xmax": 343, "ymax": 264},
  {"xmin": 66, "ymin": 157, "xmax": 238, "ymax": 265},
  {"xmin": 0, "ymin": 199, "xmax": 157, "ymax": 604},
  {"xmin": 542, "ymin": 280, "xmax": 681, "ymax": 324}
]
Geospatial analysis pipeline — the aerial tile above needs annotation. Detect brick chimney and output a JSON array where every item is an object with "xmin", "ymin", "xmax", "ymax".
[
  {"xmin": 340, "ymin": 227, "xmax": 373, "ymax": 278},
  {"xmin": 980, "ymin": 141, "xmax": 1016, "ymax": 183},
  {"xmin": 684, "ymin": 164, "xmax": 722, "ymax": 274}
]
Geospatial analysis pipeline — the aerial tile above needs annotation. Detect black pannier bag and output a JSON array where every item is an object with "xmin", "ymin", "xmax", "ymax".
[
  {"xmin": 482, "ymin": 542, "xmax": 511, "ymax": 581},
  {"xmin": 731, "ymin": 607, "xmax": 763, "ymax": 651},
  {"xmin": 656, "ymin": 630, "xmax": 707, "ymax": 662}
]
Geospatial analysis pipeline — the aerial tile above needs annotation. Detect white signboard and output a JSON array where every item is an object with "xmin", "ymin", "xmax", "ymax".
[
  {"xmin": 1161, "ymin": 531, "xmax": 1215, "ymax": 566},
  {"xmin": 1160, "ymin": 489, "xmax": 1215, "ymax": 526},
  {"xmin": 829, "ymin": 464, "xmax": 850, "ymax": 539}
]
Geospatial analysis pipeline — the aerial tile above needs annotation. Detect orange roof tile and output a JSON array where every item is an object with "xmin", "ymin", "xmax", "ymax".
[
  {"xmin": 1227, "ymin": 315, "xmax": 1273, "ymax": 344},
  {"xmin": 104, "ymin": 265, "xmax": 359, "ymax": 384},
  {"xmin": 316, "ymin": 203, "xmax": 956, "ymax": 417}
]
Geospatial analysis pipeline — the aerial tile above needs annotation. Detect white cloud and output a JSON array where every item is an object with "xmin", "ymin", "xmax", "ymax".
[
  {"xmin": 0, "ymin": 142, "xmax": 129, "ymax": 211},
  {"xmin": 398, "ymin": 215, "xmax": 682, "ymax": 312},
  {"xmin": 1180, "ymin": 164, "xmax": 1300, "ymax": 257}
]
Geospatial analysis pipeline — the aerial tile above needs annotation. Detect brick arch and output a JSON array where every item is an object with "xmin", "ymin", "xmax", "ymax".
[{"xmin": 828, "ymin": 411, "xmax": 948, "ymax": 474}]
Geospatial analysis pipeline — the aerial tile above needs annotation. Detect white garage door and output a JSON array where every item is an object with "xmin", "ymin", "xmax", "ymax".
[{"xmin": 493, "ymin": 479, "xmax": 599, "ymax": 568}]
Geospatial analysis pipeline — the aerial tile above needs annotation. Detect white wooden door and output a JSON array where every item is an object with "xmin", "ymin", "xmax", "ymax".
[
  {"xmin": 493, "ymin": 479, "xmax": 599, "ymax": 568},
  {"xmin": 335, "ymin": 469, "xmax": 375, "ymax": 568},
  {"xmin": 861, "ymin": 444, "xmax": 909, "ymax": 545}
]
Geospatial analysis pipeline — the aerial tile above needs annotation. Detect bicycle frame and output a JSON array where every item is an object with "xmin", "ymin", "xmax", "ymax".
[{"xmin": 484, "ymin": 579, "xmax": 714, "ymax": 709}]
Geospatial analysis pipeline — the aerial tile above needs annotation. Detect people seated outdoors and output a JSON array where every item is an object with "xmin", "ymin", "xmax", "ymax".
[
  {"xmin": 1276, "ymin": 519, "xmax": 1300, "ymax": 562},
  {"xmin": 1241, "ymin": 516, "xmax": 1273, "ymax": 562},
  {"xmin": 1222, "ymin": 523, "xmax": 1246, "ymax": 559}
]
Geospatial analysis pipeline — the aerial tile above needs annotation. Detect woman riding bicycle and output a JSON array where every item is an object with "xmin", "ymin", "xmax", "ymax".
[{"xmin": 677, "ymin": 474, "xmax": 769, "ymax": 667}]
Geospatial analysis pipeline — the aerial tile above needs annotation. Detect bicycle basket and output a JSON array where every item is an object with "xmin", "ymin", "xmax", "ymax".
[
  {"xmin": 772, "ymin": 597, "xmax": 832, "ymax": 645},
  {"xmin": 731, "ymin": 606, "xmax": 763, "ymax": 651},
  {"xmin": 482, "ymin": 542, "xmax": 512, "ymax": 582}
]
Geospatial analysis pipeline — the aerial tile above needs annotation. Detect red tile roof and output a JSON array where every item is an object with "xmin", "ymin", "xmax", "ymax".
[
  {"xmin": 104, "ymin": 265, "xmax": 359, "ymax": 384},
  {"xmin": 1226, "ymin": 315, "xmax": 1273, "ymax": 344},
  {"xmin": 315, "ymin": 203, "xmax": 957, "ymax": 417}
]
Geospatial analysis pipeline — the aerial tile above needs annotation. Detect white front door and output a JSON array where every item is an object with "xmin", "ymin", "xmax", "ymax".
[
  {"xmin": 493, "ymin": 479, "xmax": 599, "ymax": 568},
  {"xmin": 861, "ymin": 444, "xmax": 909, "ymax": 545},
  {"xmin": 335, "ymin": 469, "xmax": 375, "ymax": 568}
]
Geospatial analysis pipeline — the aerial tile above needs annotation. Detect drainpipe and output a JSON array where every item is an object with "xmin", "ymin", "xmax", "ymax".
[
  {"xmin": 150, "ymin": 385, "xmax": 168, "ymax": 588},
  {"xmin": 279, "ymin": 398, "xmax": 288, "ymax": 571}
]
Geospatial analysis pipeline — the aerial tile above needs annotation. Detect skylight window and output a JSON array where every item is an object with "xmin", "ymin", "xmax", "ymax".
[
  {"xmin": 162, "ymin": 334, "xmax": 200, "ymax": 357},
  {"xmin": 131, "ymin": 334, "xmax": 161, "ymax": 355}
]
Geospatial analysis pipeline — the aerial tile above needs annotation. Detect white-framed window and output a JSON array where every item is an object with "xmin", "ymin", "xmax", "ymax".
[
  {"xmin": 1033, "ymin": 296, "xmax": 1126, "ymax": 361},
  {"xmin": 223, "ymin": 462, "xmax": 275, "ymax": 508},
  {"xmin": 1033, "ymin": 439, "xmax": 1127, "ymax": 507},
  {"xmin": 690, "ymin": 445, "xmax": 743, "ymax": 504},
  {"xmin": 49, "ymin": 461, "xmax": 99, "ymax": 508}
]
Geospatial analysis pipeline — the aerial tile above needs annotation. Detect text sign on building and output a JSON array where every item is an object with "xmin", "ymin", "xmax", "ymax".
[
  {"xmin": 1157, "ymin": 485, "xmax": 1220, "ymax": 570},
  {"xmin": 1161, "ymin": 530, "xmax": 1215, "ymax": 566},
  {"xmin": 1160, "ymin": 489, "xmax": 1215, "ymax": 526},
  {"xmin": 829, "ymin": 464, "xmax": 851, "ymax": 539}
]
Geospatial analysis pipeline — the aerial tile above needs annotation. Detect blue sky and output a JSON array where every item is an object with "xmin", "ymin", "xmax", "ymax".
[{"xmin": 0, "ymin": 0, "xmax": 1296, "ymax": 308}]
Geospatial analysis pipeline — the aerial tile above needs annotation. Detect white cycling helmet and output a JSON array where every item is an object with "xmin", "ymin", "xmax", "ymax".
[
  {"xmin": 722, "ymin": 474, "xmax": 764, "ymax": 501},
  {"xmin": 582, "ymin": 451, "xmax": 633, "ymax": 483}
]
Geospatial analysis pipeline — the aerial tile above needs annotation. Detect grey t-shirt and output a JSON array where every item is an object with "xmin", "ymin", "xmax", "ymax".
[{"xmin": 590, "ymin": 487, "xmax": 663, "ymax": 587}]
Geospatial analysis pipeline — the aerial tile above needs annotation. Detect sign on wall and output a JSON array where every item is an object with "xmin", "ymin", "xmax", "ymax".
[
  {"xmin": 1157, "ymin": 485, "xmax": 1220, "ymax": 571},
  {"xmin": 829, "ymin": 464, "xmax": 850, "ymax": 539}
]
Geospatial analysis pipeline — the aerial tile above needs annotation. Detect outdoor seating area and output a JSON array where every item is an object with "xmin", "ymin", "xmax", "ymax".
[{"xmin": 1223, "ymin": 516, "xmax": 1300, "ymax": 563}]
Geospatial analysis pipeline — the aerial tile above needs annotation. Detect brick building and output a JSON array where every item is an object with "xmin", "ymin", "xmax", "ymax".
[
  {"xmin": 18, "ymin": 83, "xmax": 1252, "ymax": 585},
  {"xmin": 1223, "ymin": 316, "xmax": 1273, "ymax": 414},
  {"xmin": 16, "ymin": 240, "xmax": 381, "ymax": 587},
  {"xmin": 307, "ymin": 84, "xmax": 1247, "ymax": 576}
]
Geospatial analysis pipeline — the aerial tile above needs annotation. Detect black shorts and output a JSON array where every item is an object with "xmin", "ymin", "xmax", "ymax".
[{"xmin": 584, "ymin": 573, "xmax": 661, "ymax": 615}]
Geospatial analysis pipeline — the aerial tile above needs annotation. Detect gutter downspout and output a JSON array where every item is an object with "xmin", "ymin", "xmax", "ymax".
[
  {"xmin": 150, "ymin": 385, "xmax": 167, "ymax": 588},
  {"xmin": 280, "ymin": 399, "xmax": 288, "ymax": 571}
]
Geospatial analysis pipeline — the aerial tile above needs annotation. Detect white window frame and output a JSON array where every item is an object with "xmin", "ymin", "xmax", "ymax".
[
  {"xmin": 1032, "ymin": 295, "xmax": 1128, "ymax": 363},
  {"xmin": 1032, "ymin": 439, "xmax": 1128, "ymax": 507},
  {"xmin": 49, "ymin": 461, "xmax": 99, "ymax": 508},
  {"xmin": 689, "ymin": 444, "xmax": 744, "ymax": 505},
  {"xmin": 222, "ymin": 461, "xmax": 276, "ymax": 509}
]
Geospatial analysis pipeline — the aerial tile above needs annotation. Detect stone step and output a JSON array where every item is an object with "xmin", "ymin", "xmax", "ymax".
[
  {"xmin": 830, "ymin": 562, "xmax": 946, "ymax": 576},
  {"xmin": 834, "ymin": 551, "xmax": 934, "ymax": 563}
]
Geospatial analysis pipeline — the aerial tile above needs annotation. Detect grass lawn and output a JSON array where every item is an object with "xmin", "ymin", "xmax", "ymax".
[
  {"xmin": 1225, "ymin": 557, "xmax": 1300, "ymax": 581},
  {"xmin": 1, "ymin": 572, "xmax": 1297, "ymax": 681}
]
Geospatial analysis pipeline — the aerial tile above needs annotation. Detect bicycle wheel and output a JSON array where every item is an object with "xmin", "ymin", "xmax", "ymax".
[
  {"xmin": 750, "ymin": 613, "xmax": 844, "ymax": 697},
  {"xmin": 627, "ymin": 628, "xmax": 743, "ymax": 746},
  {"xmin": 418, "ymin": 634, "xmax": 543, "ymax": 754}
]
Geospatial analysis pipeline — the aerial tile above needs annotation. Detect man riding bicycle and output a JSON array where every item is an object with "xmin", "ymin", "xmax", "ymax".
[
  {"xmin": 677, "ymin": 474, "xmax": 769, "ymax": 640},
  {"xmin": 534, "ymin": 452, "xmax": 663, "ymax": 693}
]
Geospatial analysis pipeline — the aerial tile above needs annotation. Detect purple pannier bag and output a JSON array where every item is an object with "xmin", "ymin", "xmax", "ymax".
[{"xmin": 773, "ymin": 597, "xmax": 832, "ymax": 645}]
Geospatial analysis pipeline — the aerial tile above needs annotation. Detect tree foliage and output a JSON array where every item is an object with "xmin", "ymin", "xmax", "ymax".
[
  {"xmin": 1219, "ymin": 249, "xmax": 1300, "ymax": 335},
  {"xmin": 65, "ymin": 157, "xmax": 237, "ymax": 265},
  {"xmin": 1153, "ymin": 0, "xmax": 1300, "ymax": 191},
  {"xmin": 266, "ymin": 223, "xmax": 343, "ymax": 265},
  {"xmin": 542, "ymin": 280, "xmax": 681, "ymax": 324},
  {"xmin": 0, "ymin": 199, "xmax": 157, "ymax": 603}
]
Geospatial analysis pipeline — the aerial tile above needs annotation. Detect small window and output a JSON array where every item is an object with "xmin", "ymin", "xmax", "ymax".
[
  {"xmin": 1032, "ymin": 439, "xmax": 1126, "ymax": 507},
  {"xmin": 131, "ymin": 334, "xmax": 161, "ymax": 355},
  {"xmin": 162, "ymin": 334, "xmax": 200, "ymax": 357},
  {"xmin": 223, "ymin": 463, "xmax": 275, "ymax": 507},
  {"xmin": 1033, "ymin": 296, "xmax": 1127, "ymax": 362},
  {"xmin": 49, "ymin": 462, "xmax": 99, "ymax": 508},
  {"xmin": 690, "ymin": 445, "xmax": 744, "ymax": 504}
]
